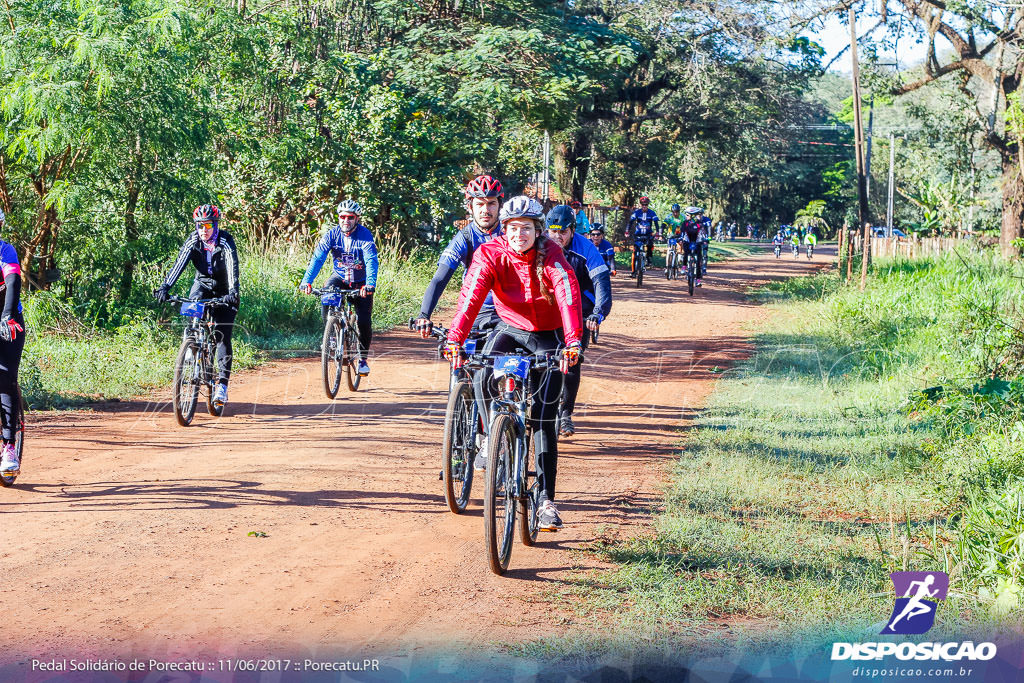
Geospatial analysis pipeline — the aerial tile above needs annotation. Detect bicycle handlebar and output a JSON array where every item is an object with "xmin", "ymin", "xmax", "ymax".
[
  {"xmin": 311, "ymin": 287, "xmax": 362, "ymax": 298},
  {"xmin": 167, "ymin": 295, "xmax": 227, "ymax": 308}
]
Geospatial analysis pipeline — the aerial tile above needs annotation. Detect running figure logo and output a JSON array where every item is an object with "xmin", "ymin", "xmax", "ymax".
[{"xmin": 882, "ymin": 571, "xmax": 949, "ymax": 635}]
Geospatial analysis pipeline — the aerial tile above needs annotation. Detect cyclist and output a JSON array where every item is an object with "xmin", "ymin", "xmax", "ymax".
[
  {"xmin": 570, "ymin": 200, "xmax": 591, "ymax": 234},
  {"xmin": 445, "ymin": 195, "xmax": 582, "ymax": 531},
  {"xmin": 700, "ymin": 213, "xmax": 712, "ymax": 275},
  {"xmin": 545, "ymin": 205, "xmax": 612, "ymax": 437},
  {"xmin": 627, "ymin": 196, "xmax": 659, "ymax": 269},
  {"xmin": 680, "ymin": 207, "xmax": 705, "ymax": 287},
  {"xmin": 414, "ymin": 175, "xmax": 505, "ymax": 337},
  {"xmin": 662, "ymin": 204, "xmax": 684, "ymax": 277},
  {"xmin": 772, "ymin": 229, "xmax": 785, "ymax": 257},
  {"xmin": 790, "ymin": 229, "xmax": 801, "ymax": 257},
  {"xmin": 154, "ymin": 204, "xmax": 240, "ymax": 408},
  {"xmin": 805, "ymin": 226, "xmax": 817, "ymax": 258},
  {"xmin": 0, "ymin": 208, "xmax": 25, "ymax": 479},
  {"xmin": 588, "ymin": 224, "xmax": 616, "ymax": 277},
  {"xmin": 299, "ymin": 199, "xmax": 378, "ymax": 377}
]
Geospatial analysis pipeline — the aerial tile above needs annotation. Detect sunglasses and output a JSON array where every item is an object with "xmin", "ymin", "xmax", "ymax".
[
  {"xmin": 196, "ymin": 221, "xmax": 215, "ymax": 230},
  {"xmin": 338, "ymin": 214, "xmax": 358, "ymax": 220}
]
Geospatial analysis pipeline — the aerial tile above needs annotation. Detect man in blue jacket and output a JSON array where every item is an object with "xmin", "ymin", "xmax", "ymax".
[
  {"xmin": 300, "ymin": 199, "xmax": 379, "ymax": 376},
  {"xmin": 588, "ymin": 224, "xmax": 616, "ymax": 276},
  {"xmin": 545, "ymin": 205, "xmax": 612, "ymax": 437}
]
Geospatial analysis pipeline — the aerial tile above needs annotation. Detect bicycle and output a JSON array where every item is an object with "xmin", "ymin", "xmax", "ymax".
[
  {"xmin": 664, "ymin": 242, "xmax": 680, "ymax": 280},
  {"xmin": 684, "ymin": 242, "xmax": 700, "ymax": 296},
  {"xmin": 313, "ymin": 287, "xmax": 364, "ymax": 397},
  {"xmin": 484, "ymin": 350, "xmax": 561, "ymax": 575},
  {"xmin": 411, "ymin": 319, "xmax": 489, "ymax": 514},
  {"xmin": 774, "ymin": 243, "xmax": 782, "ymax": 259},
  {"xmin": 806, "ymin": 242, "xmax": 815, "ymax": 260},
  {"xmin": 0, "ymin": 384, "xmax": 25, "ymax": 487},
  {"xmin": 167, "ymin": 295, "xmax": 229, "ymax": 427},
  {"xmin": 792, "ymin": 243, "xmax": 799, "ymax": 259},
  {"xmin": 632, "ymin": 241, "xmax": 647, "ymax": 288}
]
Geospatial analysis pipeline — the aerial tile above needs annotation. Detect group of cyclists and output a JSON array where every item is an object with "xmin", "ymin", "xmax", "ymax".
[
  {"xmin": 622, "ymin": 198, "xmax": 713, "ymax": 286},
  {"xmin": 0, "ymin": 175, "xmax": 793, "ymax": 533},
  {"xmin": 771, "ymin": 224, "xmax": 818, "ymax": 259}
]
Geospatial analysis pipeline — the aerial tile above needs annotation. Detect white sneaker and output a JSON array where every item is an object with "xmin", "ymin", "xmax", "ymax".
[
  {"xmin": 357, "ymin": 359, "xmax": 370, "ymax": 376},
  {"xmin": 213, "ymin": 383, "xmax": 228, "ymax": 406},
  {"xmin": 537, "ymin": 500, "xmax": 563, "ymax": 531},
  {"xmin": 0, "ymin": 443, "xmax": 19, "ymax": 476}
]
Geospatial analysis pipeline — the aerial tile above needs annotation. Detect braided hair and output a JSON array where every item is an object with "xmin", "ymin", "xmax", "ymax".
[{"xmin": 531, "ymin": 225, "xmax": 555, "ymax": 305}]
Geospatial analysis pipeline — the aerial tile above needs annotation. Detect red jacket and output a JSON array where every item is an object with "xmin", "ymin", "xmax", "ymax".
[{"xmin": 448, "ymin": 237, "xmax": 583, "ymax": 345}]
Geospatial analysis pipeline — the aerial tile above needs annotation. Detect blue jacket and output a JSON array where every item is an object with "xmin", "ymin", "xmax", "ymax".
[
  {"xmin": 594, "ymin": 238, "xmax": 615, "ymax": 270},
  {"xmin": 629, "ymin": 208, "xmax": 659, "ymax": 234},
  {"xmin": 568, "ymin": 233, "xmax": 612, "ymax": 321},
  {"xmin": 301, "ymin": 224, "xmax": 379, "ymax": 287}
]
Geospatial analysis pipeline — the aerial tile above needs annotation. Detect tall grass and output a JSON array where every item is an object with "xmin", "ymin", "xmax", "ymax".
[
  {"xmin": 20, "ymin": 244, "xmax": 440, "ymax": 407},
  {"xmin": 548, "ymin": 250, "xmax": 1024, "ymax": 655}
]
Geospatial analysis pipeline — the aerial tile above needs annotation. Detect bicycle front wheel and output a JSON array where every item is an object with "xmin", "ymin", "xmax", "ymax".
[
  {"xmin": 322, "ymin": 316, "xmax": 343, "ymax": 399},
  {"xmin": 687, "ymin": 256, "xmax": 695, "ymax": 296},
  {"xmin": 519, "ymin": 436, "xmax": 539, "ymax": 547},
  {"xmin": 636, "ymin": 259, "xmax": 644, "ymax": 288},
  {"xmin": 484, "ymin": 414, "xmax": 517, "ymax": 575},
  {"xmin": 173, "ymin": 338, "xmax": 201, "ymax": 426},
  {"xmin": 442, "ymin": 381, "xmax": 476, "ymax": 514}
]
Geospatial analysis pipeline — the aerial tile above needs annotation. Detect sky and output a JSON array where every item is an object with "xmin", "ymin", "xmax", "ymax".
[{"xmin": 801, "ymin": 12, "xmax": 936, "ymax": 73}]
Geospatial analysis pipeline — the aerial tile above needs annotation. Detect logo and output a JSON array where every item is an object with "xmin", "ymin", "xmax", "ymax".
[{"xmin": 881, "ymin": 571, "xmax": 949, "ymax": 635}]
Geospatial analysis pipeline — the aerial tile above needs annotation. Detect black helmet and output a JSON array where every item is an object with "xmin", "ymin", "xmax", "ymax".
[
  {"xmin": 671, "ymin": 203, "xmax": 680, "ymax": 212},
  {"xmin": 589, "ymin": 223, "xmax": 605, "ymax": 234},
  {"xmin": 545, "ymin": 205, "xmax": 576, "ymax": 231}
]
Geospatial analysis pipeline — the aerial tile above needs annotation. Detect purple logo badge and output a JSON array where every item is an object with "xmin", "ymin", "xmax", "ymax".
[{"xmin": 881, "ymin": 571, "xmax": 949, "ymax": 635}]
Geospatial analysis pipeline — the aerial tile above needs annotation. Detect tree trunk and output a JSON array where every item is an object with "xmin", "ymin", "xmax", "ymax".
[
  {"xmin": 1000, "ymin": 153, "xmax": 1024, "ymax": 258},
  {"xmin": 553, "ymin": 128, "xmax": 592, "ymax": 203},
  {"xmin": 612, "ymin": 189, "xmax": 635, "ymax": 242}
]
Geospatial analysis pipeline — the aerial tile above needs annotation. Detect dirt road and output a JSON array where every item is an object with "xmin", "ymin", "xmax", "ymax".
[{"xmin": 1, "ymin": 243, "xmax": 832, "ymax": 663}]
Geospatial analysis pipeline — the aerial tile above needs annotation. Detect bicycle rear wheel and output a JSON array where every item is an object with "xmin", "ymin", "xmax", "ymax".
[
  {"xmin": 322, "ymin": 316, "xmax": 343, "ymax": 399},
  {"xmin": 442, "ymin": 381, "xmax": 475, "ymax": 514},
  {"xmin": 0, "ymin": 385, "xmax": 23, "ymax": 487},
  {"xmin": 205, "ymin": 341, "xmax": 224, "ymax": 417},
  {"xmin": 173, "ymin": 338, "xmax": 201, "ymax": 426},
  {"xmin": 519, "ymin": 435, "xmax": 539, "ymax": 547},
  {"xmin": 484, "ymin": 414, "xmax": 516, "ymax": 575},
  {"xmin": 344, "ymin": 322, "xmax": 361, "ymax": 392}
]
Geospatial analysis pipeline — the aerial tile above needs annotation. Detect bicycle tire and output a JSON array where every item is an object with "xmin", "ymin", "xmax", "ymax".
[
  {"xmin": 442, "ymin": 381, "xmax": 475, "ymax": 514},
  {"xmin": 484, "ymin": 414, "xmax": 516, "ymax": 575},
  {"xmin": 322, "ymin": 316, "xmax": 343, "ymax": 399},
  {"xmin": 636, "ymin": 257, "xmax": 644, "ymax": 288},
  {"xmin": 687, "ymin": 254, "xmax": 695, "ymax": 296},
  {"xmin": 518, "ymin": 436, "xmax": 539, "ymax": 547},
  {"xmin": 664, "ymin": 252, "xmax": 672, "ymax": 280},
  {"xmin": 173, "ymin": 338, "xmax": 201, "ymax": 426},
  {"xmin": 0, "ymin": 384, "xmax": 23, "ymax": 487},
  {"xmin": 205, "ymin": 341, "xmax": 224, "ymax": 417},
  {"xmin": 344, "ymin": 322, "xmax": 361, "ymax": 392}
]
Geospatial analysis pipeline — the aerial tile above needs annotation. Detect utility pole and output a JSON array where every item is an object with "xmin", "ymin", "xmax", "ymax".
[
  {"xmin": 886, "ymin": 133, "xmax": 895, "ymax": 234},
  {"xmin": 542, "ymin": 130, "xmax": 551, "ymax": 204},
  {"xmin": 849, "ymin": 8, "xmax": 871, "ymax": 290},
  {"xmin": 866, "ymin": 96, "xmax": 874, "ymax": 200}
]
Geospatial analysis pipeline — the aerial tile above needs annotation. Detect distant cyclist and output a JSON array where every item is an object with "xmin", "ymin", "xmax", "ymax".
[
  {"xmin": 805, "ymin": 226, "xmax": 817, "ymax": 258},
  {"xmin": 588, "ymin": 224, "xmax": 616, "ymax": 277},
  {"xmin": 545, "ymin": 205, "xmax": 612, "ymax": 437},
  {"xmin": 154, "ymin": 204, "xmax": 240, "ymax": 408},
  {"xmin": 790, "ymin": 229, "xmax": 800, "ymax": 257},
  {"xmin": 680, "ymin": 207, "xmax": 705, "ymax": 287},
  {"xmin": 414, "ymin": 175, "xmax": 504, "ymax": 337},
  {"xmin": 700, "ymin": 214, "xmax": 712, "ymax": 275},
  {"xmin": 0, "ymin": 208, "xmax": 25, "ymax": 479},
  {"xmin": 299, "ymin": 200, "xmax": 378, "ymax": 377},
  {"xmin": 627, "ymin": 196, "xmax": 659, "ymax": 266},
  {"xmin": 445, "ymin": 195, "xmax": 582, "ymax": 531},
  {"xmin": 570, "ymin": 200, "xmax": 591, "ymax": 234}
]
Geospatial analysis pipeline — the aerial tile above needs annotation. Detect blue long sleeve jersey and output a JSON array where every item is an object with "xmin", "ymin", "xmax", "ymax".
[
  {"xmin": 629, "ymin": 208, "xmax": 660, "ymax": 237},
  {"xmin": 301, "ymin": 224, "xmax": 379, "ymax": 288},
  {"xmin": 418, "ymin": 221, "xmax": 501, "ymax": 319},
  {"xmin": 568, "ymin": 232, "xmax": 612, "ymax": 321}
]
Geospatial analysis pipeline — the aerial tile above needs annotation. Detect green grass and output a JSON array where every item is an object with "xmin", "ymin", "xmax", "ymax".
[
  {"xmin": 524, "ymin": 249, "xmax": 1023, "ymax": 657},
  {"xmin": 20, "ymin": 245, "xmax": 440, "ymax": 408}
]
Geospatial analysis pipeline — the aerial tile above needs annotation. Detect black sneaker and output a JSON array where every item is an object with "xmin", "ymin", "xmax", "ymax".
[
  {"xmin": 558, "ymin": 412, "xmax": 576, "ymax": 437},
  {"xmin": 537, "ymin": 500, "xmax": 563, "ymax": 531}
]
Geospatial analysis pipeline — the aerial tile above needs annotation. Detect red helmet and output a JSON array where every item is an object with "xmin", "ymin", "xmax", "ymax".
[
  {"xmin": 193, "ymin": 204, "xmax": 220, "ymax": 225},
  {"xmin": 465, "ymin": 175, "xmax": 504, "ymax": 200},
  {"xmin": 570, "ymin": 200, "xmax": 582, "ymax": 209},
  {"xmin": 639, "ymin": 196, "xmax": 650, "ymax": 205}
]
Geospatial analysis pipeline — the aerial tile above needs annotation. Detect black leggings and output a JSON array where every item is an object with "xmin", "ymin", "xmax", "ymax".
[
  {"xmin": 323, "ymin": 275, "xmax": 373, "ymax": 359},
  {"xmin": 476, "ymin": 323, "xmax": 564, "ymax": 502},
  {"xmin": 560, "ymin": 327, "xmax": 590, "ymax": 416},
  {"xmin": 189, "ymin": 283, "xmax": 237, "ymax": 384},
  {"xmin": 0, "ymin": 311, "xmax": 25, "ymax": 443}
]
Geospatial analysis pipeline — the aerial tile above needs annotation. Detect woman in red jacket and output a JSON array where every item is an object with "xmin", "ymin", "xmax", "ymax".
[{"xmin": 446, "ymin": 195, "xmax": 583, "ymax": 531}]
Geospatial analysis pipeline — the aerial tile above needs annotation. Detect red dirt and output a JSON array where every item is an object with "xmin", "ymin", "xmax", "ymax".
[{"xmin": 0, "ymin": 243, "xmax": 833, "ymax": 663}]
